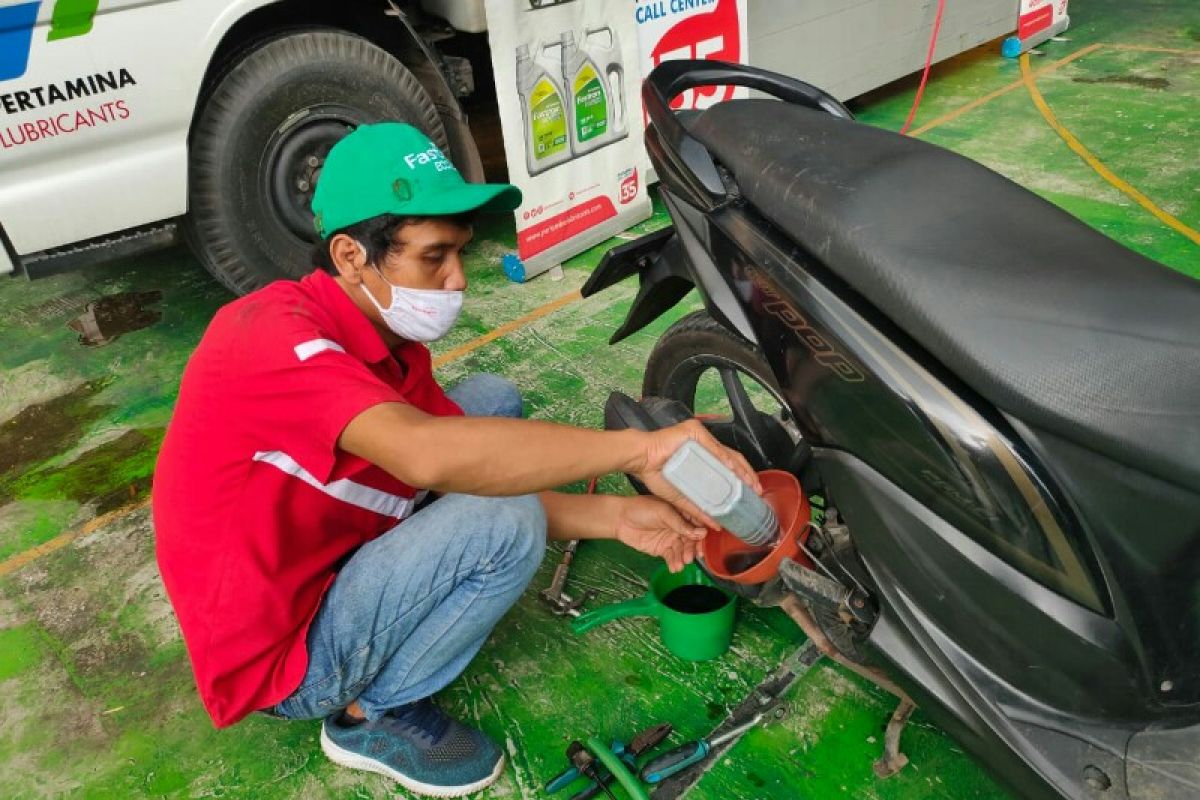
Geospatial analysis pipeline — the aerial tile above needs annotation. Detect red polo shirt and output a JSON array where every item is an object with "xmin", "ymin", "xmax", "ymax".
[{"xmin": 153, "ymin": 269, "xmax": 462, "ymax": 728}]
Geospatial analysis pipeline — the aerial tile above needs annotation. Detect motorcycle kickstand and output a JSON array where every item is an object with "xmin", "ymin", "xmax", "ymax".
[
  {"xmin": 873, "ymin": 698, "xmax": 916, "ymax": 778},
  {"xmin": 780, "ymin": 595, "xmax": 916, "ymax": 778}
]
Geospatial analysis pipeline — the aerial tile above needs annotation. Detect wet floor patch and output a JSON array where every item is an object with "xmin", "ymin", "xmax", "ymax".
[
  {"xmin": 67, "ymin": 290, "xmax": 163, "ymax": 347},
  {"xmin": 0, "ymin": 379, "xmax": 112, "ymax": 484},
  {"xmin": 6, "ymin": 506, "xmax": 169, "ymax": 692},
  {"xmin": 1072, "ymin": 74, "xmax": 1171, "ymax": 90},
  {"xmin": 5, "ymin": 427, "xmax": 163, "ymax": 514}
]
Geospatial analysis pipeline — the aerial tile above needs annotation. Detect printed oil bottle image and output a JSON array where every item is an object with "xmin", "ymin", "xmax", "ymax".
[
  {"xmin": 584, "ymin": 26, "xmax": 628, "ymax": 142},
  {"xmin": 562, "ymin": 28, "xmax": 628, "ymax": 157},
  {"xmin": 516, "ymin": 42, "xmax": 571, "ymax": 176}
]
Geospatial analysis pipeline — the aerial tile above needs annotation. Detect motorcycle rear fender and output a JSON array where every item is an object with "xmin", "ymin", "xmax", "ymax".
[
  {"xmin": 582, "ymin": 225, "xmax": 703, "ymax": 346},
  {"xmin": 581, "ymin": 227, "xmax": 692, "ymax": 345},
  {"xmin": 581, "ymin": 190, "xmax": 759, "ymax": 347}
]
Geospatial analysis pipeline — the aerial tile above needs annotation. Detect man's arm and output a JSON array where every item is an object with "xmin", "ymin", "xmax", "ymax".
[
  {"xmin": 340, "ymin": 402, "xmax": 642, "ymax": 495},
  {"xmin": 538, "ymin": 491, "xmax": 626, "ymax": 541},
  {"xmin": 337, "ymin": 402, "xmax": 760, "ymax": 528}
]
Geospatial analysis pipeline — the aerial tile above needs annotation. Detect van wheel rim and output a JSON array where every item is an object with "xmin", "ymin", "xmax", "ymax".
[{"xmin": 264, "ymin": 105, "xmax": 365, "ymax": 242}]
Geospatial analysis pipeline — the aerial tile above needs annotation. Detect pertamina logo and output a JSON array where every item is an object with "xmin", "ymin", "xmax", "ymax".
[
  {"xmin": 0, "ymin": 1, "xmax": 139, "ymax": 150},
  {"xmin": 0, "ymin": 0, "xmax": 101, "ymax": 81}
]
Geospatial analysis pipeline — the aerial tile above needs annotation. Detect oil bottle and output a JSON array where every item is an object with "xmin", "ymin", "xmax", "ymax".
[
  {"xmin": 663, "ymin": 441, "xmax": 779, "ymax": 547},
  {"xmin": 516, "ymin": 42, "xmax": 571, "ymax": 176}
]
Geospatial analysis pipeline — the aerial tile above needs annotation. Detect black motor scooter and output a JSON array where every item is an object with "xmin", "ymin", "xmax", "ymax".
[{"xmin": 584, "ymin": 59, "xmax": 1200, "ymax": 800}]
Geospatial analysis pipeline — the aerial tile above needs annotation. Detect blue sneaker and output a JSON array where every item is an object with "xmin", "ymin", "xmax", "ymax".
[{"xmin": 319, "ymin": 698, "xmax": 504, "ymax": 797}]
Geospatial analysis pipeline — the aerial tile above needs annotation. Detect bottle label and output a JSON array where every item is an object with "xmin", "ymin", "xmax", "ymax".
[
  {"xmin": 573, "ymin": 64, "xmax": 608, "ymax": 142},
  {"xmin": 530, "ymin": 78, "xmax": 567, "ymax": 160}
]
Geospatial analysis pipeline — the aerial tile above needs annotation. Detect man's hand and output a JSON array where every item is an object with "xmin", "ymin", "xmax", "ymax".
[
  {"xmin": 614, "ymin": 495, "xmax": 707, "ymax": 573},
  {"xmin": 631, "ymin": 420, "xmax": 761, "ymax": 530}
]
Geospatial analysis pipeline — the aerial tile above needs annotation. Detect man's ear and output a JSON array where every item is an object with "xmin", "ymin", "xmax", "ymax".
[{"xmin": 329, "ymin": 234, "xmax": 368, "ymax": 282}]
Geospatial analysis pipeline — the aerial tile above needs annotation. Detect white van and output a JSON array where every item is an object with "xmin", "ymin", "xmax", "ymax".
[{"xmin": 0, "ymin": 0, "xmax": 489, "ymax": 293}]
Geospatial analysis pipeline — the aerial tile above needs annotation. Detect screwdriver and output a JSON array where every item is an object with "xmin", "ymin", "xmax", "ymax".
[{"xmin": 639, "ymin": 714, "xmax": 765, "ymax": 784}]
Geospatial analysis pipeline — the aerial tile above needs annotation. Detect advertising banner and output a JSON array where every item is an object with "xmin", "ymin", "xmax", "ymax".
[
  {"xmin": 633, "ymin": 0, "xmax": 750, "ymax": 114},
  {"xmin": 632, "ymin": 0, "xmax": 749, "ymax": 180},
  {"xmin": 485, "ymin": 0, "xmax": 650, "ymax": 282}
]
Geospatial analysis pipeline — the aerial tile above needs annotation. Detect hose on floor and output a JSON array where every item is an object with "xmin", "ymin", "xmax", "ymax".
[
  {"xmin": 899, "ymin": 0, "xmax": 947, "ymax": 134},
  {"xmin": 585, "ymin": 736, "xmax": 652, "ymax": 800}
]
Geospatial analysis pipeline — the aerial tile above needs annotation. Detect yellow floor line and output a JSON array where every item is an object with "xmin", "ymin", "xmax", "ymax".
[
  {"xmin": 1020, "ymin": 52, "xmax": 1200, "ymax": 246},
  {"xmin": 433, "ymin": 288, "xmax": 583, "ymax": 368},
  {"xmin": 1105, "ymin": 43, "xmax": 1200, "ymax": 56},
  {"xmin": 909, "ymin": 43, "xmax": 1102, "ymax": 137},
  {"xmin": 0, "ymin": 498, "xmax": 152, "ymax": 578}
]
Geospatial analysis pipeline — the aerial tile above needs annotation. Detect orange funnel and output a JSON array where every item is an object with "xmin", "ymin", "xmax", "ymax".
[{"xmin": 701, "ymin": 469, "xmax": 811, "ymax": 585}]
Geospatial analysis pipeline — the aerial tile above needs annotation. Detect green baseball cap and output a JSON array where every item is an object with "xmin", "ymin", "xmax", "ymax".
[{"xmin": 311, "ymin": 122, "xmax": 522, "ymax": 238}]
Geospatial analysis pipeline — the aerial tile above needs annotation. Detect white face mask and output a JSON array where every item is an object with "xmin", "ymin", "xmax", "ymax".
[{"xmin": 359, "ymin": 247, "xmax": 463, "ymax": 342}]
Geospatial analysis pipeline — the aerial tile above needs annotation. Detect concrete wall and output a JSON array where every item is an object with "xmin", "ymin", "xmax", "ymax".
[{"xmin": 747, "ymin": 0, "xmax": 1016, "ymax": 100}]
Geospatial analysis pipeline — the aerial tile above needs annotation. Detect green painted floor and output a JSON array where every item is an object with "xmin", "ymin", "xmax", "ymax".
[{"xmin": 1, "ymin": 1, "xmax": 1196, "ymax": 797}]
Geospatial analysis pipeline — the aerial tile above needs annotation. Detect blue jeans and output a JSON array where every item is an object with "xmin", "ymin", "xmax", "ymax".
[{"xmin": 274, "ymin": 374, "xmax": 545, "ymax": 721}]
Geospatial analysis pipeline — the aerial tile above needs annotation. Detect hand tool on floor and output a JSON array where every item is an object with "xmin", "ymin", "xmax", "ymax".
[
  {"xmin": 546, "ymin": 723, "xmax": 673, "ymax": 794},
  {"xmin": 551, "ymin": 741, "xmax": 626, "ymax": 797},
  {"xmin": 567, "ymin": 741, "xmax": 619, "ymax": 800},
  {"xmin": 539, "ymin": 539, "xmax": 596, "ymax": 617},
  {"xmin": 640, "ymin": 711, "xmax": 771, "ymax": 784},
  {"xmin": 568, "ymin": 723, "xmax": 674, "ymax": 800},
  {"xmin": 569, "ymin": 764, "xmax": 627, "ymax": 800},
  {"xmin": 628, "ymin": 722, "xmax": 675, "ymax": 757},
  {"xmin": 584, "ymin": 736, "xmax": 652, "ymax": 800},
  {"xmin": 650, "ymin": 639, "xmax": 821, "ymax": 799}
]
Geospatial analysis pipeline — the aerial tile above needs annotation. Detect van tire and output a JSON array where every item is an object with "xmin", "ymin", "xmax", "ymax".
[{"xmin": 186, "ymin": 29, "xmax": 447, "ymax": 295}]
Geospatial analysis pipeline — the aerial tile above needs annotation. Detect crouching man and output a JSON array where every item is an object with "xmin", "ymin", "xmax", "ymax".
[{"xmin": 153, "ymin": 123, "xmax": 757, "ymax": 797}]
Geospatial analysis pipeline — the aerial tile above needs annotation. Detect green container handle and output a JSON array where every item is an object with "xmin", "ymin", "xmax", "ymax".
[{"xmin": 571, "ymin": 593, "xmax": 661, "ymax": 635}]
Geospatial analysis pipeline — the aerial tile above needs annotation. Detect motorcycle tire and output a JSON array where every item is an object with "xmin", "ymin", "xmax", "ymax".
[
  {"xmin": 643, "ymin": 310, "xmax": 790, "ymax": 460},
  {"xmin": 185, "ymin": 29, "xmax": 447, "ymax": 295},
  {"xmin": 644, "ymin": 310, "xmax": 870, "ymax": 663}
]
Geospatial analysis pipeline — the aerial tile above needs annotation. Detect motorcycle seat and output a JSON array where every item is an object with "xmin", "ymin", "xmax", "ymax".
[{"xmin": 685, "ymin": 99, "xmax": 1200, "ymax": 492}]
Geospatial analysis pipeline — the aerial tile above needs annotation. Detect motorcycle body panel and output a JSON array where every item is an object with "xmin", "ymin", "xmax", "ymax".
[
  {"xmin": 620, "ymin": 186, "xmax": 1200, "ymax": 798},
  {"xmin": 595, "ymin": 58, "xmax": 1200, "ymax": 799}
]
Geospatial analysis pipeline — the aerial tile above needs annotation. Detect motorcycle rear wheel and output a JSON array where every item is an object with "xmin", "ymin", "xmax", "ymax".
[
  {"xmin": 643, "ymin": 310, "xmax": 870, "ymax": 663},
  {"xmin": 643, "ymin": 311, "xmax": 799, "ymax": 472}
]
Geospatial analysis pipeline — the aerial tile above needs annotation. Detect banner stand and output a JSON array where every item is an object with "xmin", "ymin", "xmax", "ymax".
[
  {"xmin": 486, "ymin": 0, "xmax": 650, "ymax": 282},
  {"xmin": 1002, "ymin": 0, "xmax": 1070, "ymax": 57}
]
